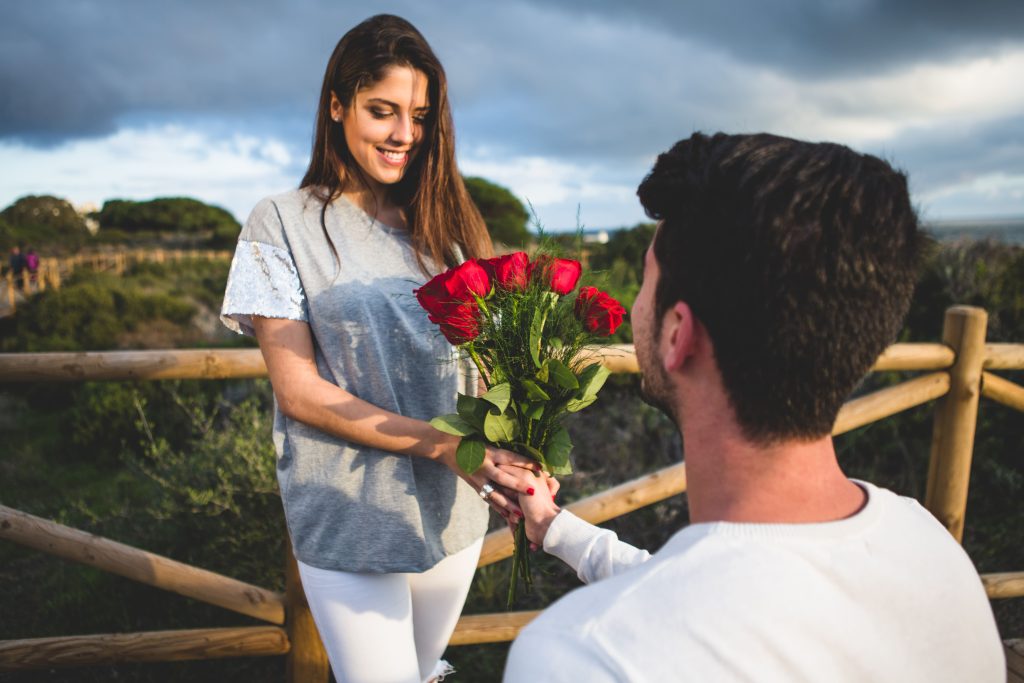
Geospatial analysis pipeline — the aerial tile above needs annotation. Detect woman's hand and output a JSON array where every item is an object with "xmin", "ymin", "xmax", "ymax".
[
  {"xmin": 439, "ymin": 443, "xmax": 542, "ymax": 519},
  {"xmin": 498, "ymin": 464, "xmax": 561, "ymax": 546}
]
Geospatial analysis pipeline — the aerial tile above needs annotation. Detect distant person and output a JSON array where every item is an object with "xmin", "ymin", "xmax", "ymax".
[
  {"xmin": 8, "ymin": 245, "xmax": 24, "ymax": 291},
  {"xmin": 220, "ymin": 14, "xmax": 539, "ymax": 683},
  {"xmin": 502, "ymin": 133, "xmax": 1005, "ymax": 682},
  {"xmin": 24, "ymin": 247, "xmax": 39, "ymax": 290}
]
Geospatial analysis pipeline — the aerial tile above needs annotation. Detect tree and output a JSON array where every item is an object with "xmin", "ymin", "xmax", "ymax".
[
  {"xmin": 0, "ymin": 195, "xmax": 89, "ymax": 251},
  {"xmin": 97, "ymin": 197, "xmax": 240, "ymax": 246},
  {"xmin": 463, "ymin": 176, "xmax": 531, "ymax": 247}
]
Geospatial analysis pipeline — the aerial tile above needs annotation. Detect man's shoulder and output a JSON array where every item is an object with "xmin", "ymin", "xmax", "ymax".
[{"xmin": 524, "ymin": 482, "xmax": 986, "ymax": 636}]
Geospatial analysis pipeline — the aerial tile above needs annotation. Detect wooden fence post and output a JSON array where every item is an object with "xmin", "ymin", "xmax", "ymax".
[
  {"xmin": 925, "ymin": 306, "xmax": 988, "ymax": 542},
  {"xmin": 284, "ymin": 540, "xmax": 329, "ymax": 683}
]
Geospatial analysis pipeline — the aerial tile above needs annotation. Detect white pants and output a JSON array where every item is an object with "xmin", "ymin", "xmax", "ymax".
[{"xmin": 297, "ymin": 537, "xmax": 483, "ymax": 683}]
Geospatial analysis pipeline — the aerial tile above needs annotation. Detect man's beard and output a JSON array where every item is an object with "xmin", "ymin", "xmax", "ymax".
[{"xmin": 636, "ymin": 334, "xmax": 679, "ymax": 428}]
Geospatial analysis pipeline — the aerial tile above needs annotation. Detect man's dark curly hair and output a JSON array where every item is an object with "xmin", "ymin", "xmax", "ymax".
[{"xmin": 637, "ymin": 132, "xmax": 923, "ymax": 444}]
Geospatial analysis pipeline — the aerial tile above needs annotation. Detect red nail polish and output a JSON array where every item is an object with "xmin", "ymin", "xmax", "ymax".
[
  {"xmin": 552, "ymin": 494, "xmax": 556, "ymax": 501},
  {"xmin": 527, "ymin": 487, "xmax": 535, "ymax": 496}
]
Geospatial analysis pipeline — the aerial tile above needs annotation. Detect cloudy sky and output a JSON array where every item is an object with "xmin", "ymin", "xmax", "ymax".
[{"xmin": 2, "ymin": 0, "xmax": 1023, "ymax": 230}]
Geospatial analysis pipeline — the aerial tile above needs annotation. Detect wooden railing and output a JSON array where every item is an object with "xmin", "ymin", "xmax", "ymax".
[
  {"xmin": 1, "ymin": 306, "xmax": 1022, "ymax": 679},
  {"xmin": 2, "ymin": 248, "xmax": 232, "ymax": 314}
]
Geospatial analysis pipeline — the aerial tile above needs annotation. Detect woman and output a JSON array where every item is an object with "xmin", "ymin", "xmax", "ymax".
[{"xmin": 221, "ymin": 15, "xmax": 537, "ymax": 682}]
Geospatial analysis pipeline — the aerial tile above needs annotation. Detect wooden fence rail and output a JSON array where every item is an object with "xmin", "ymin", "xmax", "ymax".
[
  {"xmin": 0, "ymin": 505, "xmax": 285, "ymax": 624},
  {"xmin": 0, "ymin": 627, "xmax": 289, "ymax": 671},
  {"xmin": 1, "ymin": 306, "xmax": 1023, "ymax": 680}
]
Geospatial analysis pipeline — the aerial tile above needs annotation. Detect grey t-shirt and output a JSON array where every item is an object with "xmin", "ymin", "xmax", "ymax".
[{"xmin": 221, "ymin": 188, "xmax": 488, "ymax": 572}]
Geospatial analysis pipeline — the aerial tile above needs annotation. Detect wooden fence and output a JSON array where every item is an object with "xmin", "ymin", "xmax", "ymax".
[
  {"xmin": 2, "ymin": 249, "xmax": 232, "ymax": 315},
  {"xmin": 0, "ymin": 306, "xmax": 1022, "ymax": 679}
]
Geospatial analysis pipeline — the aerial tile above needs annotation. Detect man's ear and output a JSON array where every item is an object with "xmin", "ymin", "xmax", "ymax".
[{"xmin": 661, "ymin": 301, "xmax": 696, "ymax": 372}]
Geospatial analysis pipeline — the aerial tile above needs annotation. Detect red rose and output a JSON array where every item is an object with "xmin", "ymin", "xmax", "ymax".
[
  {"xmin": 575, "ymin": 286, "xmax": 626, "ymax": 336},
  {"xmin": 479, "ymin": 252, "xmax": 529, "ymax": 291},
  {"xmin": 415, "ymin": 260, "xmax": 491, "ymax": 319},
  {"xmin": 438, "ymin": 301, "xmax": 482, "ymax": 344},
  {"xmin": 529, "ymin": 256, "xmax": 582, "ymax": 295}
]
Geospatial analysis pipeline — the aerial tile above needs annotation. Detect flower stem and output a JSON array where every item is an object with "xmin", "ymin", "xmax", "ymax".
[
  {"xmin": 507, "ymin": 522, "xmax": 532, "ymax": 609},
  {"xmin": 465, "ymin": 345, "xmax": 490, "ymax": 390}
]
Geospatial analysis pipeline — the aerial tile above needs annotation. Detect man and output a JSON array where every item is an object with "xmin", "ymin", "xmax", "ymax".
[{"xmin": 503, "ymin": 133, "xmax": 1004, "ymax": 681}]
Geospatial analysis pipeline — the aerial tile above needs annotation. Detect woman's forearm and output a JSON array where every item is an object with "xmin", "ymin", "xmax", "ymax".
[
  {"xmin": 252, "ymin": 315, "xmax": 459, "ymax": 467},
  {"xmin": 277, "ymin": 372, "xmax": 459, "ymax": 465}
]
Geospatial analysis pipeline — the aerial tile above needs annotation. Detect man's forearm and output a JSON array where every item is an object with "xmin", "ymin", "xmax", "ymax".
[{"xmin": 543, "ymin": 510, "xmax": 652, "ymax": 584}]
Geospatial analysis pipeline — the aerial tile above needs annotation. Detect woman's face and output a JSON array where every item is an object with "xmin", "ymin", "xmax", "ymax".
[{"xmin": 332, "ymin": 65, "xmax": 430, "ymax": 193}]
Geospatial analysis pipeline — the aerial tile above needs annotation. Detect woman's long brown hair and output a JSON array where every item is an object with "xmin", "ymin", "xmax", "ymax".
[{"xmin": 301, "ymin": 14, "xmax": 492, "ymax": 272}]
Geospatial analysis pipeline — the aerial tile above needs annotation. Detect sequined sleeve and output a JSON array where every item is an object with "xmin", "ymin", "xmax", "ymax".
[{"xmin": 220, "ymin": 239, "xmax": 309, "ymax": 336}]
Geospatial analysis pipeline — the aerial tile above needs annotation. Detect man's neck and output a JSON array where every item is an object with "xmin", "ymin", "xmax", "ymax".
[{"xmin": 680, "ymin": 415, "xmax": 866, "ymax": 525}]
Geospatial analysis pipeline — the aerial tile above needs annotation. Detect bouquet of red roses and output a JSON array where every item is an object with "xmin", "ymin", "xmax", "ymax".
[{"xmin": 415, "ymin": 250, "xmax": 626, "ymax": 605}]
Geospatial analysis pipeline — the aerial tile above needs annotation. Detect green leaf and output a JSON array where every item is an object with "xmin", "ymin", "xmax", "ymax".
[
  {"xmin": 481, "ymin": 383, "xmax": 512, "ymax": 414},
  {"xmin": 523, "ymin": 402, "xmax": 545, "ymax": 420},
  {"xmin": 456, "ymin": 437, "xmax": 487, "ymax": 474},
  {"xmin": 529, "ymin": 305, "xmax": 549, "ymax": 368},
  {"xmin": 430, "ymin": 414, "xmax": 477, "ymax": 436},
  {"xmin": 535, "ymin": 364, "xmax": 550, "ymax": 384},
  {"xmin": 543, "ymin": 427, "xmax": 573, "ymax": 475},
  {"xmin": 521, "ymin": 380, "xmax": 551, "ymax": 401},
  {"xmin": 457, "ymin": 394, "xmax": 490, "ymax": 431},
  {"xmin": 528, "ymin": 291, "xmax": 561, "ymax": 368},
  {"xmin": 566, "ymin": 363, "xmax": 611, "ymax": 412},
  {"xmin": 484, "ymin": 410, "xmax": 519, "ymax": 443},
  {"xmin": 550, "ymin": 337, "xmax": 563, "ymax": 349},
  {"xmin": 546, "ymin": 359, "xmax": 579, "ymax": 391}
]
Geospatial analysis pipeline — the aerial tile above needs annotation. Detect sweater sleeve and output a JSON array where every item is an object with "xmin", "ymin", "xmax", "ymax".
[{"xmin": 543, "ymin": 510, "xmax": 651, "ymax": 584}]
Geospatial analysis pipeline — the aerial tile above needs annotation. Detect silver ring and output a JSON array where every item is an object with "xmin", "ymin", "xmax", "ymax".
[{"xmin": 479, "ymin": 483, "xmax": 495, "ymax": 501}]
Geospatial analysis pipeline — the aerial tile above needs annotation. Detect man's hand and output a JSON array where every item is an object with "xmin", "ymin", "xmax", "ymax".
[{"xmin": 499, "ymin": 464, "xmax": 561, "ymax": 546}]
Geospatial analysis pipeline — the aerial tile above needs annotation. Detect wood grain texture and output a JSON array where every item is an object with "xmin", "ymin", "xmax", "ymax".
[
  {"xmin": 925, "ymin": 307, "xmax": 989, "ymax": 542},
  {"xmin": 831, "ymin": 373, "xmax": 950, "ymax": 436},
  {"xmin": 982, "ymin": 571, "xmax": 1024, "ymax": 599},
  {"xmin": 0, "ymin": 627, "xmax": 288, "ymax": 671},
  {"xmin": 981, "ymin": 371, "xmax": 1024, "ymax": 412},
  {"xmin": 0, "ymin": 348, "xmax": 267, "ymax": 381},
  {"xmin": 284, "ymin": 543, "xmax": 329, "ymax": 683},
  {"xmin": 448, "ymin": 611, "xmax": 541, "ymax": 646},
  {"xmin": 984, "ymin": 343, "xmax": 1024, "ymax": 370}
]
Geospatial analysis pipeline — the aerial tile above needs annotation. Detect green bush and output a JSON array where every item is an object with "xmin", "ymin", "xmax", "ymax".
[
  {"xmin": 97, "ymin": 197, "xmax": 239, "ymax": 237},
  {"xmin": 0, "ymin": 380, "xmax": 283, "ymax": 683},
  {"xmin": 0, "ymin": 272, "xmax": 196, "ymax": 352},
  {"xmin": 92, "ymin": 197, "xmax": 241, "ymax": 249},
  {"xmin": 0, "ymin": 195, "xmax": 90, "ymax": 252},
  {"xmin": 464, "ymin": 176, "xmax": 531, "ymax": 248}
]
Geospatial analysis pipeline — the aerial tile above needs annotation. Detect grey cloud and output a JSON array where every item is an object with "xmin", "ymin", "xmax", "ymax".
[
  {"xmin": 874, "ymin": 113, "xmax": 1024, "ymax": 196},
  {"xmin": 535, "ymin": 0, "xmax": 1024, "ymax": 78},
  {"xmin": 0, "ymin": 0, "xmax": 420, "ymax": 142},
  {"xmin": 3, "ymin": 0, "xmax": 1024, "ymax": 223}
]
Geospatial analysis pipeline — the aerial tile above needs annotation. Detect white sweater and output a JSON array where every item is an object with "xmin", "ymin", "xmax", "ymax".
[{"xmin": 504, "ymin": 481, "xmax": 1004, "ymax": 682}]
